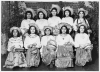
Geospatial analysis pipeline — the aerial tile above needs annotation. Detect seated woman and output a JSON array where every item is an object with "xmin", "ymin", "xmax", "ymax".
[
  {"xmin": 55, "ymin": 24, "xmax": 74, "ymax": 68},
  {"xmin": 40, "ymin": 26, "xmax": 56, "ymax": 67},
  {"xmin": 24, "ymin": 24, "xmax": 41, "ymax": 67},
  {"xmin": 74, "ymin": 24, "xmax": 93, "ymax": 66},
  {"xmin": 3, "ymin": 27, "xmax": 27, "ymax": 68}
]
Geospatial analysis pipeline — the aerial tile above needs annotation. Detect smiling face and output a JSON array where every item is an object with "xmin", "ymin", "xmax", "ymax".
[
  {"xmin": 39, "ymin": 12, "xmax": 44, "ymax": 19},
  {"xmin": 80, "ymin": 25, "xmax": 85, "ymax": 33},
  {"xmin": 27, "ymin": 12, "xmax": 32, "ymax": 19},
  {"xmin": 30, "ymin": 26, "xmax": 36, "ymax": 34},
  {"xmin": 13, "ymin": 29, "xmax": 18, "ymax": 37},
  {"xmin": 61, "ymin": 26, "xmax": 67, "ymax": 34},
  {"xmin": 51, "ymin": 9, "xmax": 57, "ymax": 16}
]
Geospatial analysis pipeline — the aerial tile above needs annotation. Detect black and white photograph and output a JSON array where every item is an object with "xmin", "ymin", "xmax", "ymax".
[{"xmin": 1, "ymin": 0, "xmax": 99, "ymax": 71}]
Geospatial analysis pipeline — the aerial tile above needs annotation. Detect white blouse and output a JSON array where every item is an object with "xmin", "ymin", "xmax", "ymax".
[
  {"xmin": 20, "ymin": 19, "xmax": 35, "ymax": 34},
  {"xmin": 24, "ymin": 34, "xmax": 41, "ymax": 49},
  {"xmin": 61, "ymin": 17, "xmax": 74, "ymax": 26},
  {"xmin": 56, "ymin": 34, "xmax": 74, "ymax": 46},
  {"xmin": 36, "ymin": 19, "xmax": 49, "ymax": 30},
  {"xmin": 7, "ymin": 37, "xmax": 23, "ymax": 51},
  {"xmin": 74, "ymin": 33, "xmax": 91, "ymax": 48},
  {"xmin": 40, "ymin": 35, "xmax": 55, "ymax": 55},
  {"xmin": 48, "ymin": 16, "xmax": 61, "ymax": 27}
]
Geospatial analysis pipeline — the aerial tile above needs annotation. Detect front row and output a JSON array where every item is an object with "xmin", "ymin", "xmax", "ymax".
[{"xmin": 3, "ymin": 23, "xmax": 93, "ymax": 68}]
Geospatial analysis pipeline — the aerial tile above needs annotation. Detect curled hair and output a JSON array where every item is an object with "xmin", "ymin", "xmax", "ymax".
[
  {"xmin": 60, "ymin": 25, "xmax": 69, "ymax": 34},
  {"xmin": 37, "ymin": 11, "xmax": 46, "ymax": 19},
  {"xmin": 63, "ymin": 9, "xmax": 71, "ymax": 17},
  {"xmin": 77, "ymin": 25, "xmax": 88, "ymax": 34},
  {"xmin": 10, "ymin": 29, "xmax": 21, "ymax": 38},
  {"xmin": 78, "ymin": 11, "xmax": 85, "ymax": 19},
  {"xmin": 44, "ymin": 28, "xmax": 53, "ymax": 35},
  {"xmin": 49, "ymin": 8, "xmax": 58, "ymax": 17},
  {"xmin": 28, "ymin": 26, "xmax": 39, "ymax": 35},
  {"xmin": 24, "ymin": 11, "xmax": 33, "ymax": 19}
]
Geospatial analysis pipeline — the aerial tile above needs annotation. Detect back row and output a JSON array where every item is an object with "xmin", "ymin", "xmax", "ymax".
[{"xmin": 20, "ymin": 4, "xmax": 92, "ymax": 37}]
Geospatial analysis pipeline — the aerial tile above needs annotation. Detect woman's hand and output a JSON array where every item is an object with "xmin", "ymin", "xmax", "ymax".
[{"xmin": 87, "ymin": 29, "xmax": 92, "ymax": 33}]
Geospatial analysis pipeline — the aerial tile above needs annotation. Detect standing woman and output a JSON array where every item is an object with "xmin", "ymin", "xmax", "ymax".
[
  {"xmin": 74, "ymin": 25, "xmax": 93, "ymax": 66},
  {"xmin": 3, "ymin": 27, "xmax": 27, "ymax": 68},
  {"xmin": 24, "ymin": 24, "xmax": 41, "ymax": 67},
  {"xmin": 48, "ymin": 4, "xmax": 61, "ymax": 35},
  {"xmin": 40, "ymin": 26, "xmax": 56, "ymax": 67},
  {"xmin": 74, "ymin": 8, "xmax": 92, "ymax": 35},
  {"xmin": 36, "ymin": 8, "xmax": 49, "ymax": 36},
  {"xmin": 55, "ymin": 24, "xmax": 74, "ymax": 68},
  {"xmin": 20, "ymin": 8, "xmax": 36, "ymax": 36},
  {"xmin": 62, "ymin": 6, "xmax": 75, "ymax": 38}
]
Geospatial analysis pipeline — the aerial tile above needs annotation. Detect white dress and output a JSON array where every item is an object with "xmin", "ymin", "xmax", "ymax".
[
  {"xmin": 48, "ymin": 16, "xmax": 61, "ymax": 27},
  {"xmin": 20, "ymin": 19, "xmax": 35, "ymax": 34},
  {"xmin": 24, "ymin": 34, "xmax": 41, "ymax": 67},
  {"xmin": 74, "ymin": 33, "xmax": 92, "ymax": 66},
  {"xmin": 4, "ymin": 37, "xmax": 27, "ymax": 68},
  {"xmin": 40, "ymin": 35, "xmax": 55, "ymax": 55},
  {"xmin": 74, "ymin": 33, "xmax": 91, "ymax": 48},
  {"xmin": 55, "ymin": 34, "xmax": 74, "ymax": 68},
  {"xmin": 36, "ymin": 19, "xmax": 49, "ymax": 35}
]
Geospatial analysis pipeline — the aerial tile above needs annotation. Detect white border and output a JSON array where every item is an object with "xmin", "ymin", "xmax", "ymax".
[{"xmin": 0, "ymin": 0, "xmax": 99, "ymax": 72}]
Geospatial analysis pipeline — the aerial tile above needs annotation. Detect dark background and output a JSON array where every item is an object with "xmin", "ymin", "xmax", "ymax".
[{"xmin": 1, "ymin": 1, "xmax": 99, "ymax": 71}]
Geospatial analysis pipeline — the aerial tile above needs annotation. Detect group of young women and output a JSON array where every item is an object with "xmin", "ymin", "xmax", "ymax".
[{"xmin": 3, "ymin": 4, "xmax": 93, "ymax": 68}]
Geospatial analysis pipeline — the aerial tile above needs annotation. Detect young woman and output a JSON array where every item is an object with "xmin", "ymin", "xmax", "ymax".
[
  {"xmin": 24, "ymin": 24, "xmax": 41, "ymax": 67},
  {"xmin": 55, "ymin": 24, "xmax": 74, "ymax": 68},
  {"xmin": 40, "ymin": 26, "xmax": 56, "ymax": 67},
  {"xmin": 74, "ymin": 25, "xmax": 93, "ymax": 66},
  {"xmin": 62, "ymin": 6, "xmax": 75, "ymax": 38},
  {"xmin": 3, "ymin": 27, "xmax": 27, "ymax": 68},
  {"xmin": 36, "ymin": 8, "xmax": 49, "ymax": 36},
  {"xmin": 74, "ymin": 8, "xmax": 92, "ymax": 35},
  {"xmin": 20, "ymin": 8, "xmax": 36, "ymax": 36},
  {"xmin": 48, "ymin": 4, "xmax": 61, "ymax": 35}
]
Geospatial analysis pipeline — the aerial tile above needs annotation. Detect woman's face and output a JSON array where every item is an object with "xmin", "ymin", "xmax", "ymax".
[
  {"xmin": 51, "ymin": 9, "xmax": 57, "ymax": 16},
  {"xmin": 13, "ymin": 29, "xmax": 18, "ymax": 37},
  {"xmin": 39, "ymin": 12, "xmax": 44, "ymax": 19},
  {"xmin": 30, "ymin": 27, "xmax": 35, "ymax": 34},
  {"xmin": 61, "ymin": 26, "xmax": 67, "ymax": 34},
  {"xmin": 80, "ymin": 26, "xmax": 85, "ymax": 33},
  {"xmin": 45, "ymin": 28, "xmax": 51, "ymax": 35},
  {"xmin": 65, "ymin": 10, "xmax": 70, "ymax": 17},
  {"xmin": 79, "ymin": 11, "xmax": 84, "ymax": 18},
  {"xmin": 27, "ymin": 13, "xmax": 32, "ymax": 19}
]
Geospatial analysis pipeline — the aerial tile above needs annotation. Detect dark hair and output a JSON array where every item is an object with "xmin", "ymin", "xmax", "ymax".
[
  {"xmin": 37, "ymin": 11, "xmax": 46, "ymax": 19},
  {"xmin": 24, "ymin": 11, "xmax": 33, "ymax": 19},
  {"xmin": 44, "ymin": 28, "xmax": 53, "ymax": 35},
  {"xmin": 77, "ymin": 25, "xmax": 87, "ymax": 34},
  {"xmin": 10, "ymin": 29, "xmax": 21, "ymax": 37},
  {"xmin": 28, "ymin": 26, "xmax": 39, "ymax": 35},
  {"xmin": 60, "ymin": 25, "xmax": 69, "ymax": 34},
  {"xmin": 77, "ymin": 11, "xmax": 87, "ymax": 25},
  {"xmin": 49, "ymin": 8, "xmax": 58, "ymax": 17},
  {"xmin": 63, "ymin": 9, "xmax": 71, "ymax": 17},
  {"xmin": 78, "ymin": 11, "xmax": 85, "ymax": 19}
]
